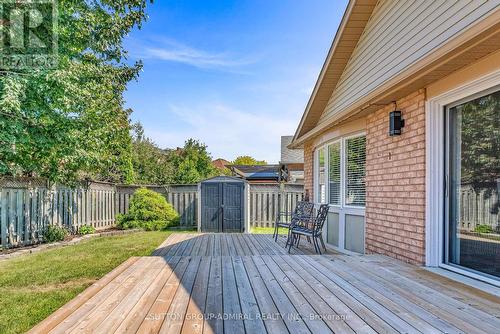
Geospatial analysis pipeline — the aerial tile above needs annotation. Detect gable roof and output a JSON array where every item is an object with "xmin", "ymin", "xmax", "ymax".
[
  {"xmin": 292, "ymin": 0, "xmax": 378, "ymax": 144},
  {"xmin": 291, "ymin": 0, "xmax": 500, "ymax": 148},
  {"xmin": 212, "ymin": 158, "xmax": 230, "ymax": 170}
]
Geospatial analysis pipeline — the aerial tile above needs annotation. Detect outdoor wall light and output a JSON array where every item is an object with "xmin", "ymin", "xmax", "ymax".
[{"xmin": 389, "ymin": 102, "xmax": 404, "ymax": 136}]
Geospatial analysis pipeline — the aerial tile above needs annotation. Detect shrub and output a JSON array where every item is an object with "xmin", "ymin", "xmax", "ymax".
[
  {"xmin": 117, "ymin": 188, "xmax": 180, "ymax": 231},
  {"xmin": 79, "ymin": 225, "xmax": 96, "ymax": 235},
  {"xmin": 474, "ymin": 224, "xmax": 493, "ymax": 234},
  {"xmin": 44, "ymin": 225, "xmax": 68, "ymax": 243}
]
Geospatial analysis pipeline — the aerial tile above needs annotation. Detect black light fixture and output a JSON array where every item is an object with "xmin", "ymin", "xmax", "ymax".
[{"xmin": 389, "ymin": 101, "xmax": 405, "ymax": 136}]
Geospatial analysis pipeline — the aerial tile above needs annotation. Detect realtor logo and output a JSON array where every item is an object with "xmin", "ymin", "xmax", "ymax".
[{"xmin": 0, "ymin": 0, "xmax": 58, "ymax": 69}]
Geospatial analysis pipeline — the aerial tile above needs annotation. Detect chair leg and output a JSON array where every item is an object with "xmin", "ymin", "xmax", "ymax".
[
  {"xmin": 306, "ymin": 236, "xmax": 311, "ymax": 243},
  {"xmin": 285, "ymin": 228, "xmax": 292, "ymax": 247},
  {"xmin": 296, "ymin": 235, "xmax": 301, "ymax": 247},
  {"xmin": 319, "ymin": 234, "xmax": 326, "ymax": 251},
  {"xmin": 273, "ymin": 223, "xmax": 278, "ymax": 241},
  {"xmin": 312, "ymin": 237, "xmax": 321, "ymax": 254},
  {"xmin": 288, "ymin": 234, "xmax": 294, "ymax": 253}
]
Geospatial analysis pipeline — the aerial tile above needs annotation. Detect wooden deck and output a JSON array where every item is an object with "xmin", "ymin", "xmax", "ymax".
[
  {"xmin": 30, "ymin": 233, "xmax": 500, "ymax": 334},
  {"xmin": 152, "ymin": 233, "xmax": 337, "ymax": 256}
]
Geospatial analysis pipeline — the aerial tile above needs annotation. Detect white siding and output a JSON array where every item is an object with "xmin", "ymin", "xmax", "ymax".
[{"xmin": 320, "ymin": 0, "xmax": 500, "ymax": 122}]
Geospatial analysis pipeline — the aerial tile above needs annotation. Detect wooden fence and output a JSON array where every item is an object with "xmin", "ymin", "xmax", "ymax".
[
  {"xmin": 115, "ymin": 184, "xmax": 198, "ymax": 227},
  {"xmin": 249, "ymin": 183, "xmax": 305, "ymax": 228},
  {"xmin": 3, "ymin": 176, "xmax": 498, "ymax": 249},
  {"xmin": 0, "ymin": 177, "xmax": 306, "ymax": 248},
  {"xmin": 0, "ymin": 178, "xmax": 198, "ymax": 248},
  {"xmin": 459, "ymin": 186, "xmax": 499, "ymax": 232}
]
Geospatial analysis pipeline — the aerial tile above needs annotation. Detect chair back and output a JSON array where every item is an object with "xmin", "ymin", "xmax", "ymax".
[
  {"xmin": 295, "ymin": 201, "xmax": 314, "ymax": 219},
  {"xmin": 313, "ymin": 204, "xmax": 329, "ymax": 234},
  {"xmin": 289, "ymin": 201, "xmax": 314, "ymax": 227}
]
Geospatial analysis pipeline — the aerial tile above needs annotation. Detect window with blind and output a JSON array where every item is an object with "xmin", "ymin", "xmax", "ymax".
[
  {"xmin": 317, "ymin": 148, "xmax": 326, "ymax": 203},
  {"xmin": 345, "ymin": 136, "xmax": 366, "ymax": 206},
  {"xmin": 328, "ymin": 142, "xmax": 341, "ymax": 205}
]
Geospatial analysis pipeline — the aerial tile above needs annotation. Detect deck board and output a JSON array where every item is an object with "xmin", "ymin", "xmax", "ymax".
[
  {"xmin": 31, "ymin": 233, "xmax": 500, "ymax": 334},
  {"xmin": 152, "ymin": 233, "xmax": 331, "ymax": 257}
]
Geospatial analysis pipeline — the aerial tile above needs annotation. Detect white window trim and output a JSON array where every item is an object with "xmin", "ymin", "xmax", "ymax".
[
  {"xmin": 314, "ymin": 132, "xmax": 366, "ymax": 209},
  {"xmin": 314, "ymin": 132, "xmax": 366, "ymax": 252},
  {"xmin": 343, "ymin": 132, "xmax": 367, "ymax": 210},
  {"xmin": 327, "ymin": 138, "xmax": 342, "ymax": 207},
  {"xmin": 314, "ymin": 147, "xmax": 326, "ymax": 204},
  {"xmin": 425, "ymin": 69, "xmax": 500, "ymax": 287}
]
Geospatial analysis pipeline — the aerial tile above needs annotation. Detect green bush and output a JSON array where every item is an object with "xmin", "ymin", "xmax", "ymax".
[
  {"xmin": 79, "ymin": 225, "xmax": 96, "ymax": 235},
  {"xmin": 474, "ymin": 224, "xmax": 493, "ymax": 234},
  {"xmin": 43, "ymin": 225, "xmax": 68, "ymax": 243},
  {"xmin": 117, "ymin": 188, "xmax": 180, "ymax": 231}
]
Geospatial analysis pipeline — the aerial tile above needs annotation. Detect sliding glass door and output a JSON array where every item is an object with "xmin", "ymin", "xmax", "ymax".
[{"xmin": 446, "ymin": 89, "xmax": 500, "ymax": 280}]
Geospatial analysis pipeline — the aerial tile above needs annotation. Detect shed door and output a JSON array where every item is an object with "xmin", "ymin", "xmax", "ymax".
[
  {"xmin": 201, "ymin": 183, "xmax": 222, "ymax": 232},
  {"xmin": 222, "ymin": 183, "xmax": 244, "ymax": 232}
]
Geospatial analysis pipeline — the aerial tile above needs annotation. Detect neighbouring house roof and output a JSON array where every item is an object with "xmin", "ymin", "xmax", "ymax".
[
  {"xmin": 212, "ymin": 158, "xmax": 230, "ymax": 170},
  {"xmin": 280, "ymin": 136, "xmax": 303, "ymax": 164},
  {"xmin": 291, "ymin": 0, "xmax": 500, "ymax": 148},
  {"xmin": 229, "ymin": 165, "xmax": 280, "ymax": 181}
]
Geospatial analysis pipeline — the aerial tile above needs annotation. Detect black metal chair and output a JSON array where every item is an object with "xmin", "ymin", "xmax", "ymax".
[
  {"xmin": 288, "ymin": 204, "xmax": 329, "ymax": 254},
  {"xmin": 273, "ymin": 201, "xmax": 314, "ymax": 243}
]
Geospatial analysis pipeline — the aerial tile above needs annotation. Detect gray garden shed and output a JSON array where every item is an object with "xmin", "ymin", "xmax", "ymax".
[{"xmin": 197, "ymin": 176, "xmax": 249, "ymax": 233}]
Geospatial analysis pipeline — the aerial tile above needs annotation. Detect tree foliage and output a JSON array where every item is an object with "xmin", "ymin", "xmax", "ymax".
[
  {"xmin": 0, "ymin": 0, "xmax": 224, "ymax": 186},
  {"xmin": 0, "ymin": 0, "xmax": 150, "ymax": 184},
  {"xmin": 170, "ymin": 139, "xmax": 217, "ymax": 184},
  {"xmin": 453, "ymin": 91, "xmax": 499, "ymax": 216},
  {"xmin": 457, "ymin": 91, "xmax": 499, "ymax": 190},
  {"xmin": 232, "ymin": 155, "xmax": 267, "ymax": 165},
  {"xmin": 130, "ymin": 124, "xmax": 217, "ymax": 185},
  {"xmin": 131, "ymin": 123, "xmax": 173, "ymax": 185}
]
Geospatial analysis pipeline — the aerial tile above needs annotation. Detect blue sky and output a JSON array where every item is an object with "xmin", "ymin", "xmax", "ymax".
[{"xmin": 124, "ymin": 0, "xmax": 348, "ymax": 163}]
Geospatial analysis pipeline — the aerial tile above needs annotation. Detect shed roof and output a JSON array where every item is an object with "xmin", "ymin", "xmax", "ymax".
[{"xmin": 200, "ymin": 175, "xmax": 246, "ymax": 183}]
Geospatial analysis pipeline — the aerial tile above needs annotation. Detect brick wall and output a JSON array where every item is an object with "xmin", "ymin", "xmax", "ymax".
[
  {"xmin": 365, "ymin": 89, "xmax": 426, "ymax": 265},
  {"xmin": 303, "ymin": 140, "xmax": 314, "ymax": 202}
]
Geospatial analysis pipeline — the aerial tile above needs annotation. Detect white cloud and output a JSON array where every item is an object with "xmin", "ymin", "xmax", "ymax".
[
  {"xmin": 144, "ymin": 103, "xmax": 298, "ymax": 163},
  {"xmin": 132, "ymin": 37, "xmax": 257, "ymax": 70}
]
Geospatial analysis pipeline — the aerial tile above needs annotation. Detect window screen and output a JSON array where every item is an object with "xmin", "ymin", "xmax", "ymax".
[
  {"xmin": 328, "ymin": 142, "xmax": 341, "ymax": 205},
  {"xmin": 345, "ymin": 136, "xmax": 366, "ymax": 206}
]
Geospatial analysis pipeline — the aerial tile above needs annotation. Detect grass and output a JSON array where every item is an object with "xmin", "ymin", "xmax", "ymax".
[
  {"xmin": 251, "ymin": 226, "xmax": 287, "ymax": 234},
  {"xmin": 0, "ymin": 230, "xmax": 172, "ymax": 334}
]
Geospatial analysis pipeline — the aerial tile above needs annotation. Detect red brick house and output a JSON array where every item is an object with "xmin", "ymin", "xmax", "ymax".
[{"xmin": 290, "ymin": 0, "xmax": 500, "ymax": 285}]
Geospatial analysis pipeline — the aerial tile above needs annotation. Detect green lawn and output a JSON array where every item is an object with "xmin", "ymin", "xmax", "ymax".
[
  {"xmin": 0, "ymin": 231, "xmax": 172, "ymax": 334},
  {"xmin": 250, "ymin": 226, "xmax": 287, "ymax": 234}
]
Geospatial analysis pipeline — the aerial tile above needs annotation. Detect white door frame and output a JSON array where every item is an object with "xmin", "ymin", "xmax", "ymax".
[{"xmin": 425, "ymin": 69, "xmax": 500, "ymax": 286}]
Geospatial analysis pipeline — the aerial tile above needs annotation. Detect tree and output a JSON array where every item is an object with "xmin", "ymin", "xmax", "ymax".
[
  {"xmin": 130, "ymin": 122, "xmax": 173, "ymax": 185},
  {"xmin": 232, "ymin": 155, "xmax": 267, "ymax": 165},
  {"xmin": 0, "ymin": 0, "xmax": 150, "ymax": 184},
  {"xmin": 170, "ymin": 139, "xmax": 217, "ymax": 184},
  {"xmin": 455, "ymin": 91, "xmax": 499, "ymax": 216},
  {"xmin": 458, "ymin": 92, "xmax": 499, "ymax": 190}
]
